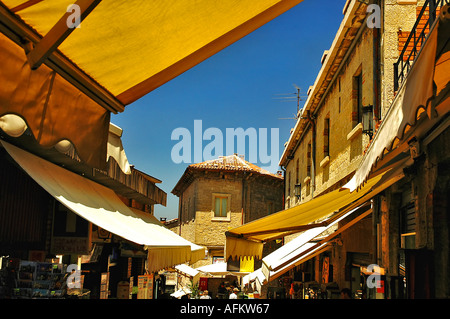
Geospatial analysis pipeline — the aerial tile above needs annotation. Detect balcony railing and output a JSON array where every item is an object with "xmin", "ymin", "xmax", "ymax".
[{"xmin": 393, "ymin": 0, "xmax": 448, "ymax": 92}]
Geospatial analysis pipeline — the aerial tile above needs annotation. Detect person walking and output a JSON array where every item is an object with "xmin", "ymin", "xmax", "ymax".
[
  {"xmin": 200, "ymin": 290, "xmax": 211, "ymax": 299},
  {"xmin": 229, "ymin": 287, "xmax": 239, "ymax": 299}
]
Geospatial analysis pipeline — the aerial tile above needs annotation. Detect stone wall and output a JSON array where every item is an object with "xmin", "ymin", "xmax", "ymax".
[
  {"xmin": 381, "ymin": 0, "xmax": 422, "ymax": 116},
  {"xmin": 178, "ymin": 171, "xmax": 283, "ymax": 266},
  {"xmin": 285, "ymin": 26, "xmax": 375, "ymax": 207},
  {"xmin": 280, "ymin": 0, "xmax": 426, "ymax": 295}
]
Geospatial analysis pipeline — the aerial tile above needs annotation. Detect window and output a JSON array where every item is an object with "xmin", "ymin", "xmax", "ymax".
[
  {"xmin": 353, "ymin": 68, "xmax": 363, "ymax": 125},
  {"xmin": 214, "ymin": 195, "xmax": 228, "ymax": 218},
  {"xmin": 288, "ymin": 172, "xmax": 291, "ymax": 196},
  {"xmin": 338, "ymin": 76, "xmax": 341, "ymax": 113},
  {"xmin": 357, "ymin": 74, "xmax": 363, "ymax": 123},
  {"xmin": 307, "ymin": 142, "xmax": 312, "ymax": 177},
  {"xmin": 324, "ymin": 117, "xmax": 330, "ymax": 157},
  {"xmin": 400, "ymin": 188, "xmax": 416, "ymax": 249}
]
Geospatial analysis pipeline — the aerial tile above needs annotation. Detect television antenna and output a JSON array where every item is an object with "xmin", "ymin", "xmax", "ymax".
[{"xmin": 275, "ymin": 84, "xmax": 307, "ymax": 120}]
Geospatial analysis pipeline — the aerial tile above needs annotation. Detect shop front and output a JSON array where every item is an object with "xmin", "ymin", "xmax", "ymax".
[{"xmin": 0, "ymin": 140, "xmax": 204, "ymax": 299}]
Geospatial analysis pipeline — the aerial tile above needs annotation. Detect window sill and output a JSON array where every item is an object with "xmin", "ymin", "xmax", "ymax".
[
  {"xmin": 320, "ymin": 156, "xmax": 330, "ymax": 168},
  {"xmin": 304, "ymin": 176, "xmax": 311, "ymax": 184},
  {"xmin": 397, "ymin": 0, "xmax": 417, "ymax": 4},
  {"xmin": 211, "ymin": 215, "xmax": 231, "ymax": 222},
  {"xmin": 347, "ymin": 123, "xmax": 363, "ymax": 141}
]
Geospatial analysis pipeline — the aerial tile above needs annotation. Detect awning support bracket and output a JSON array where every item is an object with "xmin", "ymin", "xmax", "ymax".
[
  {"xmin": 0, "ymin": 0, "xmax": 124, "ymax": 113},
  {"xmin": 27, "ymin": 0, "xmax": 101, "ymax": 70}
]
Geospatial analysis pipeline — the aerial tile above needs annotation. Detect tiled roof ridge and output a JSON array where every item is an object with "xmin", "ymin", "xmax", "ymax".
[{"xmin": 189, "ymin": 154, "xmax": 282, "ymax": 179}]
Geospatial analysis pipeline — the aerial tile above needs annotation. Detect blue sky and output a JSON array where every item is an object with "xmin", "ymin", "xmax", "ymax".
[{"xmin": 111, "ymin": 0, "xmax": 347, "ymax": 220}]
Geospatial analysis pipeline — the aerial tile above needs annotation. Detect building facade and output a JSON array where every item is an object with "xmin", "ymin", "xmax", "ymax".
[
  {"xmin": 269, "ymin": 0, "xmax": 449, "ymax": 299},
  {"xmin": 171, "ymin": 154, "xmax": 284, "ymax": 268},
  {"xmin": 0, "ymin": 122, "xmax": 168, "ymax": 299}
]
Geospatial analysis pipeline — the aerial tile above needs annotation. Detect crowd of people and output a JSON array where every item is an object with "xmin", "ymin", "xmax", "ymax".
[{"xmin": 200, "ymin": 282, "xmax": 241, "ymax": 299}]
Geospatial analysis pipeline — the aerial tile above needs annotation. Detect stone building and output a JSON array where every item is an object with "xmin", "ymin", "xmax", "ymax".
[
  {"xmin": 278, "ymin": 0, "xmax": 449, "ymax": 299},
  {"xmin": 171, "ymin": 154, "xmax": 284, "ymax": 268},
  {"xmin": 226, "ymin": 0, "xmax": 449, "ymax": 299}
]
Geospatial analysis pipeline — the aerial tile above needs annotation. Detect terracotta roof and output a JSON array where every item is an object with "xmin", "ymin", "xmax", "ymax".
[
  {"xmin": 189, "ymin": 154, "xmax": 283, "ymax": 179},
  {"xmin": 172, "ymin": 154, "xmax": 283, "ymax": 196}
]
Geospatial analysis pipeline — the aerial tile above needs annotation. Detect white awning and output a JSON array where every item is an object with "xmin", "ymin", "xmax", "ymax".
[
  {"xmin": 1, "ymin": 141, "xmax": 204, "ymax": 272},
  {"xmin": 260, "ymin": 204, "xmax": 368, "ymax": 283},
  {"xmin": 242, "ymin": 268, "xmax": 265, "ymax": 287},
  {"xmin": 263, "ymin": 243, "xmax": 332, "ymax": 283},
  {"xmin": 107, "ymin": 123, "xmax": 131, "ymax": 174},
  {"xmin": 175, "ymin": 264, "xmax": 200, "ymax": 278},
  {"xmin": 170, "ymin": 287, "xmax": 192, "ymax": 299},
  {"xmin": 196, "ymin": 262, "xmax": 249, "ymax": 277},
  {"xmin": 226, "ymin": 163, "xmax": 406, "ymax": 260}
]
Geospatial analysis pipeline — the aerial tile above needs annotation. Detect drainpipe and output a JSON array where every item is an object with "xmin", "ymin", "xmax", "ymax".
[
  {"xmin": 305, "ymin": 110, "xmax": 316, "ymax": 198},
  {"xmin": 178, "ymin": 195, "xmax": 182, "ymax": 236},
  {"xmin": 373, "ymin": 0, "xmax": 381, "ymax": 122},
  {"xmin": 242, "ymin": 174, "xmax": 246, "ymax": 225},
  {"xmin": 280, "ymin": 166, "xmax": 286, "ymax": 208},
  {"xmin": 372, "ymin": 197, "xmax": 380, "ymax": 266}
]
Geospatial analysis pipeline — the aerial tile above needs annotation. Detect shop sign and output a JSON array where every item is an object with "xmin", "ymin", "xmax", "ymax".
[
  {"xmin": 199, "ymin": 277, "xmax": 208, "ymax": 291},
  {"xmin": 129, "ymin": 276, "xmax": 134, "ymax": 299},
  {"xmin": 100, "ymin": 272, "xmax": 109, "ymax": 299},
  {"xmin": 51, "ymin": 236, "xmax": 90, "ymax": 255},
  {"xmin": 137, "ymin": 274, "xmax": 154, "ymax": 299},
  {"xmin": 165, "ymin": 272, "xmax": 177, "ymax": 286},
  {"xmin": 377, "ymin": 280, "xmax": 385, "ymax": 294},
  {"xmin": 322, "ymin": 256, "xmax": 330, "ymax": 284}
]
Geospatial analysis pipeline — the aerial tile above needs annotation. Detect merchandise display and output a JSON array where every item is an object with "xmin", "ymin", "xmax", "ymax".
[{"xmin": 13, "ymin": 261, "xmax": 65, "ymax": 299}]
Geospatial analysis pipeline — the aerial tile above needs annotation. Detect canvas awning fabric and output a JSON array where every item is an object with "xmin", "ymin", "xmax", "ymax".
[
  {"xmin": 242, "ymin": 268, "xmax": 265, "ymax": 288},
  {"xmin": 226, "ymin": 164, "xmax": 407, "ymax": 260},
  {"xmin": 0, "ymin": 31, "xmax": 110, "ymax": 169},
  {"xmin": 175, "ymin": 264, "xmax": 200, "ymax": 279},
  {"xmin": 107, "ymin": 123, "xmax": 131, "ymax": 175},
  {"xmin": 349, "ymin": 16, "xmax": 450, "ymax": 191},
  {"xmin": 0, "ymin": 0, "xmax": 304, "ymax": 168},
  {"xmin": 1, "ymin": 140, "xmax": 204, "ymax": 272},
  {"xmin": 0, "ymin": 113, "xmax": 131, "ymax": 174},
  {"xmin": 171, "ymin": 288, "xmax": 192, "ymax": 299},
  {"xmin": 196, "ymin": 262, "xmax": 249, "ymax": 277},
  {"xmin": 260, "ymin": 204, "xmax": 371, "ymax": 283},
  {"xmin": 263, "ymin": 242, "xmax": 332, "ymax": 283},
  {"xmin": 0, "ymin": 0, "xmax": 304, "ymax": 106}
]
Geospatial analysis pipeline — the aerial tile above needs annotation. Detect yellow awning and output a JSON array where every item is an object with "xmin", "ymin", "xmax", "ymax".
[
  {"xmin": 1, "ymin": 140, "xmax": 204, "ymax": 272},
  {"xmin": 226, "ymin": 164, "xmax": 407, "ymax": 260},
  {"xmin": 260, "ymin": 204, "xmax": 372, "ymax": 283},
  {"xmin": 1, "ymin": 0, "xmax": 303, "ymax": 168},
  {"xmin": 1, "ymin": 0, "xmax": 304, "ymax": 108}
]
